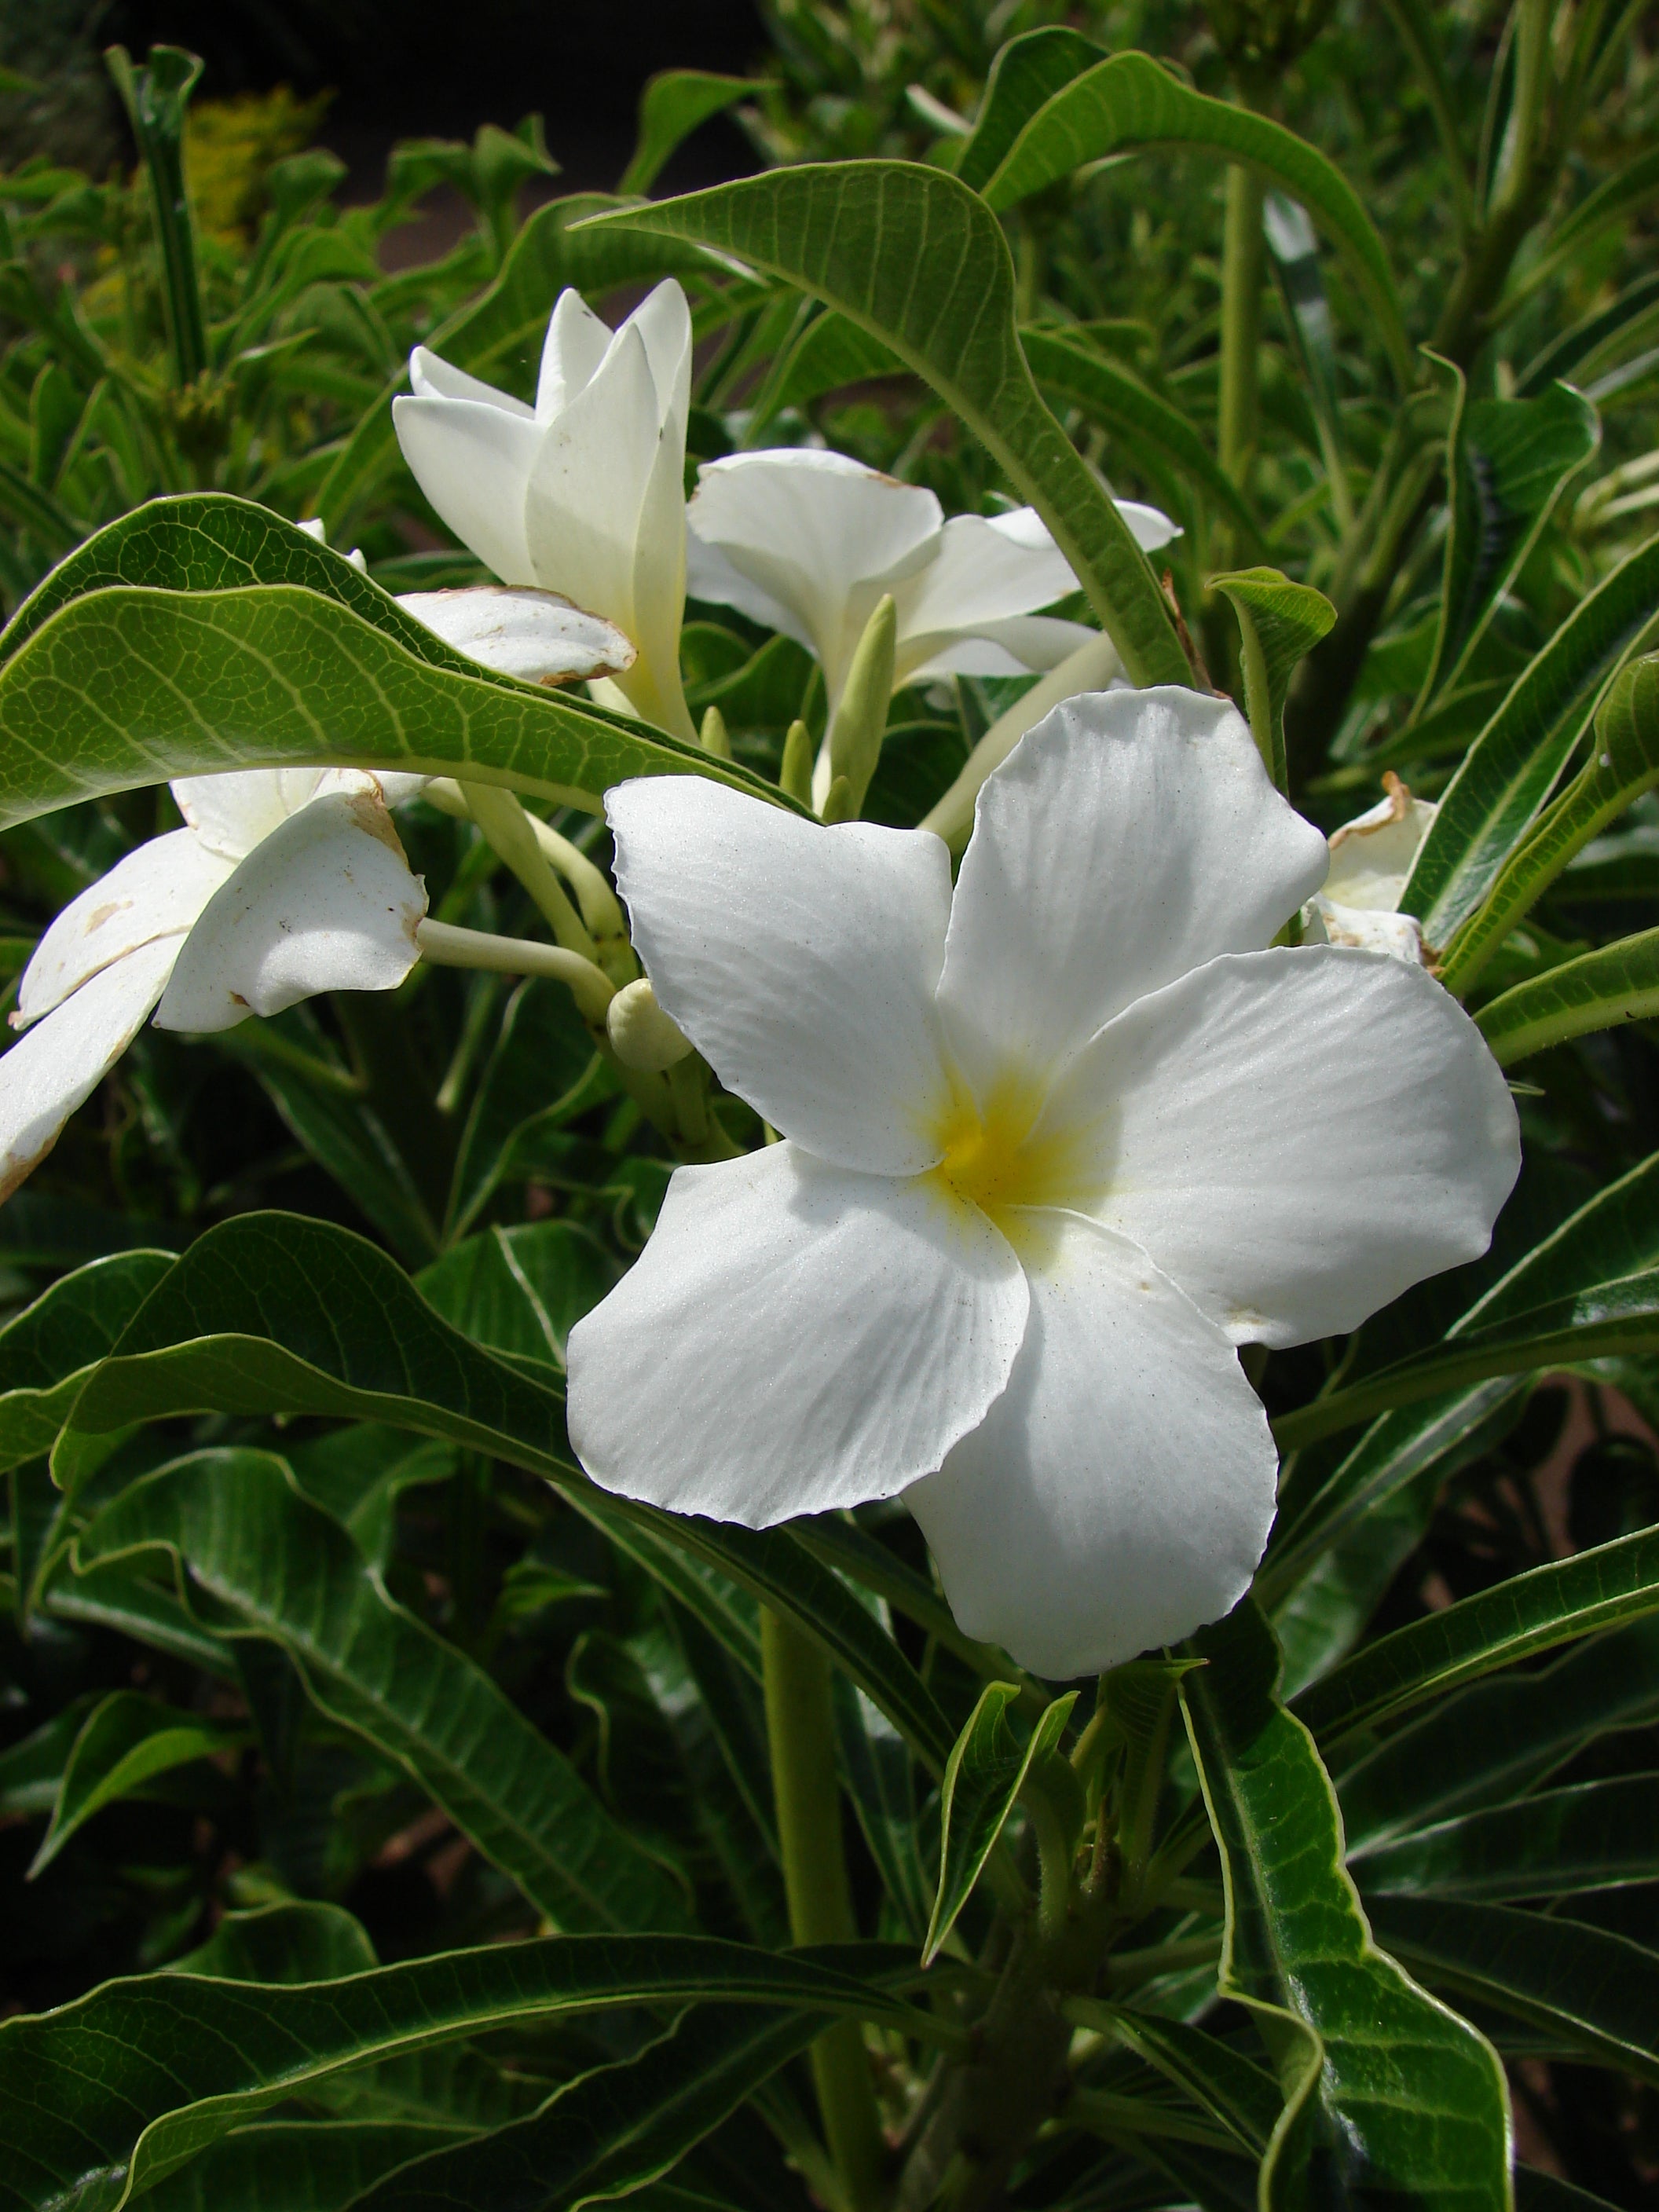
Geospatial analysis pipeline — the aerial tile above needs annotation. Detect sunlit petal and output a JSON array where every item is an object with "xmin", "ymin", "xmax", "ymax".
[
  {"xmin": 392, "ymin": 392, "xmax": 540, "ymax": 586},
  {"xmin": 17, "ymin": 831, "xmax": 233, "ymax": 1025}
]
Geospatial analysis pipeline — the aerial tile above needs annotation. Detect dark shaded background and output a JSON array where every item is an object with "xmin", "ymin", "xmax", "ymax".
[{"xmin": 101, "ymin": 0, "xmax": 769, "ymax": 192}]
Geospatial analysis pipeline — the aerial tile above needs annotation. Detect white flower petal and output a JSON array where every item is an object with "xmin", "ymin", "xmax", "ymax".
[
  {"xmin": 1306, "ymin": 895, "xmax": 1428, "ymax": 965},
  {"xmin": 618, "ymin": 405, "xmax": 692, "ymax": 734},
  {"xmin": 607, "ymin": 778, "xmax": 956, "ymax": 1174},
  {"xmin": 903, "ymin": 615, "xmax": 1101, "ymax": 686},
  {"xmin": 624, "ymin": 279, "xmax": 693, "ymax": 438},
  {"xmin": 171, "ymin": 768, "xmax": 313, "ymax": 861},
  {"xmin": 936, "ymin": 687, "xmax": 1329, "ymax": 1097},
  {"xmin": 1324, "ymin": 787, "xmax": 1438, "ymax": 910},
  {"xmin": 684, "ymin": 529, "xmax": 809, "ymax": 646},
  {"xmin": 397, "ymin": 586, "xmax": 635, "ymax": 685},
  {"xmin": 535, "ymin": 290, "xmax": 613, "ymax": 420},
  {"xmin": 906, "ymin": 1212, "xmax": 1276, "ymax": 1678},
  {"xmin": 524, "ymin": 320, "xmax": 661, "ymax": 628},
  {"xmin": 17, "ymin": 830, "xmax": 233, "ymax": 1024},
  {"xmin": 1112, "ymin": 498, "xmax": 1181, "ymax": 551},
  {"xmin": 408, "ymin": 346, "xmax": 536, "ymax": 416},
  {"xmin": 392, "ymin": 391, "xmax": 541, "ymax": 586},
  {"xmin": 155, "ymin": 790, "xmax": 427, "ymax": 1033},
  {"xmin": 567, "ymin": 1142, "xmax": 1029, "ymax": 1522},
  {"xmin": 895, "ymin": 511, "xmax": 1077, "ymax": 641},
  {"xmin": 1049, "ymin": 945, "xmax": 1521, "ymax": 1346},
  {"xmin": 0, "ymin": 938, "xmax": 180, "ymax": 1200}
]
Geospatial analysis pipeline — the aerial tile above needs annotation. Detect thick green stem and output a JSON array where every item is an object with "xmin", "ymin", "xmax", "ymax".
[
  {"xmin": 1218, "ymin": 163, "xmax": 1266, "ymax": 495},
  {"xmin": 761, "ymin": 1609, "xmax": 886, "ymax": 2212}
]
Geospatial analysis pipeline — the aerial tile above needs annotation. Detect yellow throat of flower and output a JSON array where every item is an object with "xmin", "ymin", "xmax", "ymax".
[{"xmin": 926, "ymin": 1071, "xmax": 1093, "ymax": 1240}]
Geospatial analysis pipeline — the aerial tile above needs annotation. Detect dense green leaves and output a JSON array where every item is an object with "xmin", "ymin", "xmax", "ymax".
[
  {"xmin": 1182, "ymin": 1602, "xmax": 1511, "ymax": 2212},
  {"xmin": 924, "ymin": 1683, "xmax": 1072, "ymax": 1962},
  {"xmin": 28, "ymin": 1689, "xmax": 245, "ymax": 1874},
  {"xmin": 583, "ymin": 167, "xmax": 1190, "ymax": 685},
  {"xmin": 1353, "ymin": 1772, "xmax": 1659, "ymax": 1899}
]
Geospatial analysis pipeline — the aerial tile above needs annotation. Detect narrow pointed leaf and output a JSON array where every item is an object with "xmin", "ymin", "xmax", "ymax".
[
  {"xmin": 924, "ymin": 1684, "xmax": 1075, "ymax": 1963},
  {"xmin": 578, "ymin": 165, "xmax": 1190, "ymax": 685},
  {"xmin": 1210, "ymin": 569, "xmax": 1335, "ymax": 793},
  {"xmin": 134, "ymin": 2121, "xmax": 474, "ymax": 2212},
  {"xmin": 1181, "ymin": 1601, "xmax": 1511, "ymax": 2212},
  {"xmin": 979, "ymin": 54, "xmax": 1408, "ymax": 383},
  {"xmin": 954, "ymin": 27, "xmax": 1104, "ymax": 193},
  {"xmin": 621, "ymin": 73, "xmax": 759, "ymax": 197},
  {"xmin": 28, "ymin": 1689, "xmax": 246, "ymax": 1875},
  {"xmin": 1353, "ymin": 1771, "xmax": 1659, "ymax": 1899},
  {"xmin": 1476, "ymin": 922, "xmax": 1659, "ymax": 1062},
  {"xmin": 1082, "ymin": 2007, "xmax": 1280, "ymax": 2156}
]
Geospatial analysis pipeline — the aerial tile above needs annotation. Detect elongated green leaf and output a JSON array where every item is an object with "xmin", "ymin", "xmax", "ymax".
[
  {"xmin": 1401, "ymin": 533, "xmax": 1659, "ymax": 948},
  {"xmin": 178, "ymin": 1900, "xmax": 378, "ymax": 1981},
  {"xmin": 318, "ymin": 196, "xmax": 718, "ymax": 533},
  {"xmin": 1086, "ymin": 2007, "xmax": 1280, "ymax": 2156},
  {"xmin": 980, "ymin": 54, "xmax": 1408, "ymax": 383},
  {"xmin": 1295, "ymin": 1522, "xmax": 1659, "ymax": 1745},
  {"xmin": 1419, "ymin": 374, "xmax": 1599, "ymax": 706},
  {"xmin": 1353, "ymin": 1771, "xmax": 1659, "ymax": 1900},
  {"xmin": 759, "ymin": 306, "xmax": 906, "ymax": 417},
  {"xmin": 1338, "ymin": 1615, "xmax": 1659, "ymax": 1846},
  {"xmin": 1476, "ymin": 921, "xmax": 1659, "ymax": 1061},
  {"xmin": 924, "ymin": 1684, "xmax": 1073, "ymax": 1963},
  {"xmin": 580, "ymin": 166, "xmax": 1189, "ymax": 686},
  {"xmin": 0, "ymin": 1249, "xmax": 174, "ymax": 1474},
  {"xmin": 1181, "ymin": 1602, "xmax": 1510, "ymax": 2212},
  {"xmin": 74, "ymin": 1447, "xmax": 692, "ymax": 1932},
  {"xmin": 0, "ymin": 1935, "xmax": 928, "ymax": 2212},
  {"xmin": 136, "ymin": 2120, "xmax": 474, "ymax": 2212},
  {"xmin": 1210, "ymin": 569, "xmax": 1335, "ymax": 793},
  {"xmin": 1370, "ymin": 1896, "xmax": 1659, "ymax": 2086},
  {"xmin": 1021, "ymin": 328, "xmax": 1258, "ymax": 537},
  {"xmin": 1518, "ymin": 273, "xmax": 1659, "ymax": 397},
  {"xmin": 621, "ymin": 73, "xmax": 758, "ymax": 197},
  {"xmin": 1273, "ymin": 1148, "xmax": 1659, "ymax": 1450},
  {"xmin": 348, "ymin": 2004, "xmax": 819, "ymax": 2212},
  {"xmin": 954, "ymin": 27, "xmax": 1104, "ymax": 193},
  {"xmin": 38, "ymin": 1555, "xmax": 237, "ymax": 1676},
  {"xmin": 1444, "ymin": 651, "xmax": 1659, "ymax": 993},
  {"xmin": 834, "ymin": 1677, "xmax": 930, "ymax": 1944},
  {"xmin": 418, "ymin": 1220, "xmax": 617, "ymax": 1369},
  {"xmin": 1511, "ymin": 147, "xmax": 1659, "ymax": 313},
  {"xmin": 445, "ymin": 976, "xmax": 604, "ymax": 1240},
  {"xmin": 0, "ymin": 576, "xmax": 781, "ymax": 832},
  {"xmin": 29, "ymin": 1689, "xmax": 244, "ymax": 1874},
  {"xmin": 0, "ymin": 1694, "xmax": 99, "ymax": 1816}
]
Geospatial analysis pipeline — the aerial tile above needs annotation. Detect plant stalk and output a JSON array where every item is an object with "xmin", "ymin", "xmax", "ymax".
[
  {"xmin": 761, "ymin": 1608, "xmax": 886, "ymax": 2212},
  {"xmin": 1218, "ymin": 163, "xmax": 1266, "ymax": 496}
]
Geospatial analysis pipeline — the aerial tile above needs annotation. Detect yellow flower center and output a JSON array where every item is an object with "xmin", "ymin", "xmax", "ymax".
[{"xmin": 926, "ymin": 1071, "xmax": 1094, "ymax": 1241}]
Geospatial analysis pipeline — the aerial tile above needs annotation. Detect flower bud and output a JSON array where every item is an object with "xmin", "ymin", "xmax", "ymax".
[
  {"xmin": 826, "ymin": 592, "xmax": 896, "ymax": 817},
  {"xmin": 780, "ymin": 719, "xmax": 814, "ymax": 807},
  {"xmin": 606, "ymin": 977, "xmax": 694, "ymax": 1070},
  {"xmin": 700, "ymin": 704, "xmax": 732, "ymax": 759}
]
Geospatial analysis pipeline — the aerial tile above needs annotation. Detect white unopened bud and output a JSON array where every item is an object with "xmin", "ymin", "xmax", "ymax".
[{"xmin": 606, "ymin": 978, "xmax": 693, "ymax": 1071}]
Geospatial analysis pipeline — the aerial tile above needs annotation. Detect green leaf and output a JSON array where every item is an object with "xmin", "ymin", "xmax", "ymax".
[
  {"xmin": 1443, "ymin": 650, "xmax": 1659, "ymax": 994},
  {"xmin": 74, "ymin": 1447, "xmax": 693, "ymax": 1933},
  {"xmin": 621, "ymin": 73, "xmax": 759, "ymax": 197},
  {"xmin": 1518, "ymin": 273, "xmax": 1659, "ymax": 397},
  {"xmin": 979, "ymin": 54, "xmax": 1409, "ymax": 385},
  {"xmin": 1181, "ymin": 1601, "xmax": 1511, "ymax": 2212},
  {"xmin": 579, "ymin": 166, "xmax": 1190, "ymax": 686},
  {"xmin": 1292, "ymin": 1522, "xmax": 1659, "ymax": 1745},
  {"xmin": 1210, "ymin": 569, "xmax": 1335, "ymax": 793},
  {"xmin": 0, "ymin": 1248, "xmax": 174, "ymax": 1474},
  {"xmin": 1081, "ymin": 2007, "xmax": 1281, "ymax": 2156},
  {"xmin": 318, "ymin": 195, "xmax": 720, "ymax": 534},
  {"xmin": 1353, "ymin": 1771, "xmax": 1659, "ymax": 1900},
  {"xmin": 417, "ymin": 1220, "xmax": 617, "ymax": 1369},
  {"xmin": 134, "ymin": 2120, "xmax": 474, "ymax": 2212},
  {"xmin": 445, "ymin": 976, "xmax": 605, "ymax": 1240},
  {"xmin": 176, "ymin": 1900, "xmax": 378, "ymax": 1981},
  {"xmin": 38, "ymin": 1555, "xmax": 237, "ymax": 1678},
  {"xmin": 1476, "ymin": 921, "xmax": 1659, "ymax": 1062},
  {"xmin": 1401, "ymin": 533, "xmax": 1659, "ymax": 950},
  {"xmin": 954, "ymin": 27, "xmax": 1104, "ymax": 193},
  {"xmin": 924, "ymin": 1683, "xmax": 1075, "ymax": 1963},
  {"xmin": 0, "ymin": 1934, "xmax": 932, "ymax": 2212},
  {"xmin": 28, "ymin": 1688, "xmax": 246, "ymax": 1875},
  {"xmin": 0, "ymin": 1694, "xmax": 100, "ymax": 1817},
  {"xmin": 345, "ymin": 2004, "xmax": 821, "ymax": 2212},
  {"xmin": 1337, "ymin": 1615, "xmax": 1659, "ymax": 1847},
  {"xmin": 1419, "ymin": 372, "xmax": 1600, "ymax": 708},
  {"xmin": 1369, "ymin": 1896, "xmax": 1659, "ymax": 2086},
  {"xmin": 833, "ymin": 1676, "xmax": 931, "ymax": 1945},
  {"xmin": 1510, "ymin": 147, "xmax": 1659, "ymax": 316},
  {"xmin": 1021, "ymin": 327, "xmax": 1259, "ymax": 538}
]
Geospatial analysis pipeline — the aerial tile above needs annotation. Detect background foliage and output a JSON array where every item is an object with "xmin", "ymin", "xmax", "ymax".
[{"xmin": 5, "ymin": 2, "xmax": 1659, "ymax": 2208}]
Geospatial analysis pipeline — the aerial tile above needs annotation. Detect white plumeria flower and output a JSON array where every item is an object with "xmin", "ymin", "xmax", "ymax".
[
  {"xmin": 1304, "ymin": 772, "xmax": 1438, "ymax": 965},
  {"xmin": 392, "ymin": 280, "xmax": 695, "ymax": 739},
  {"xmin": 0, "ymin": 580, "xmax": 632, "ymax": 1202},
  {"xmin": 685, "ymin": 447, "xmax": 1177, "ymax": 800},
  {"xmin": 566, "ymin": 688, "xmax": 1519, "ymax": 1679}
]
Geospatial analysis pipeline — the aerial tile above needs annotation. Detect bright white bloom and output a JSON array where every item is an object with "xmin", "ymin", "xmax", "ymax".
[
  {"xmin": 567, "ymin": 688, "xmax": 1519, "ymax": 1679},
  {"xmin": 685, "ymin": 447, "xmax": 1177, "ymax": 795},
  {"xmin": 393, "ymin": 281, "xmax": 695, "ymax": 738},
  {"xmin": 1305, "ymin": 772, "xmax": 1438, "ymax": 964}
]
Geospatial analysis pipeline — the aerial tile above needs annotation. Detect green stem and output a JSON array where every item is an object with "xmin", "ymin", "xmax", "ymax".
[
  {"xmin": 1218, "ymin": 163, "xmax": 1265, "ymax": 496},
  {"xmin": 761, "ymin": 1608, "xmax": 886, "ymax": 2212}
]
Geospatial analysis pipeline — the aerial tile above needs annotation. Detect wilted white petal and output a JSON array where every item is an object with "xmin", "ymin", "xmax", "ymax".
[
  {"xmin": 397, "ymin": 585, "xmax": 635, "ymax": 685},
  {"xmin": 937, "ymin": 690, "xmax": 1329, "ymax": 1098},
  {"xmin": 907, "ymin": 1213, "xmax": 1276, "ymax": 1678},
  {"xmin": 0, "ymin": 939, "xmax": 180, "ymax": 1199},
  {"xmin": 156, "ymin": 790, "xmax": 427, "ymax": 1032},
  {"xmin": 1306, "ymin": 895, "xmax": 1428, "ymax": 965},
  {"xmin": 392, "ymin": 391, "xmax": 541, "ymax": 586},
  {"xmin": 409, "ymin": 346, "xmax": 536, "ymax": 417},
  {"xmin": 17, "ymin": 831, "xmax": 233, "ymax": 1024},
  {"xmin": 608, "ymin": 777, "xmax": 955, "ymax": 1174},
  {"xmin": 1047, "ymin": 945, "xmax": 1521, "ymax": 1347},
  {"xmin": 567, "ymin": 1142, "xmax": 1029, "ymax": 1522},
  {"xmin": 1324, "ymin": 780, "xmax": 1437, "ymax": 910}
]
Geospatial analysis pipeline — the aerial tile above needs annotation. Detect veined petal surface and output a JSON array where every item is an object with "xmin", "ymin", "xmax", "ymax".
[
  {"xmin": 607, "ymin": 778, "xmax": 956, "ymax": 1175},
  {"xmin": 155, "ymin": 791, "xmax": 427, "ymax": 1033},
  {"xmin": 391, "ymin": 391, "xmax": 540, "ymax": 587},
  {"xmin": 1048, "ymin": 946, "xmax": 1521, "ymax": 1346},
  {"xmin": 936, "ymin": 690, "xmax": 1329, "ymax": 1099},
  {"xmin": 397, "ymin": 586, "xmax": 635, "ymax": 686},
  {"xmin": 906, "ymin": 1213, "xmax": 1276, "ymax": 1678},
  {"xmin": 0, "ymin": 938, "xmax": 179, "ymax": 1199},
  {"xmin": 17, "ymin": 830, "xmax": 232, "ymax": 1024},
  {"xmin": 567, "ymin": 1143, "xmax": 1029, "ymax": 1522}
]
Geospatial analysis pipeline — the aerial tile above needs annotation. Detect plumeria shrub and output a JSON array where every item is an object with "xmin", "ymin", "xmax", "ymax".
[{"xmin": 4, "ymin": 12, "xmax": 1659, "ymax": 2212}]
